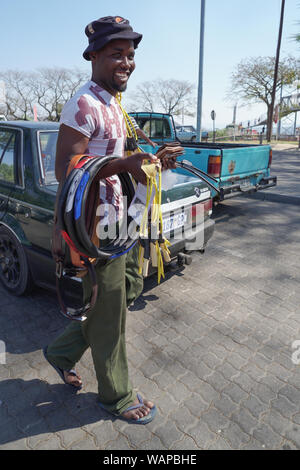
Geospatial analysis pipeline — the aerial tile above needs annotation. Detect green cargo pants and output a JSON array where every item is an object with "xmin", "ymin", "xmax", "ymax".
[{"xmin": 46, "ymin": 244, "xmax": 143, "ymax": 415}]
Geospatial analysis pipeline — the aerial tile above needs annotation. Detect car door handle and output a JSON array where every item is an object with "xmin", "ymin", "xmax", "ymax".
[{"xmin": 194, "ymin": 150, "xmax": 201, "ymax": 154}]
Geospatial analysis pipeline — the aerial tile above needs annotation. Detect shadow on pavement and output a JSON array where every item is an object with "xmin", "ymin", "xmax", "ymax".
[{"xmin": 0, "ymin": 378, "xmax": 113, "ymax": 446}]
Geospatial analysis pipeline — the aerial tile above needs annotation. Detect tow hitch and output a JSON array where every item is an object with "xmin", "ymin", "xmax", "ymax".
[
  {"xmin": 167, "ymin": 252, "xmax": 193, "ymax": 271},
  {"xmin": 177, "ymin": 252, "xmax": 193, "ymax": 266}
]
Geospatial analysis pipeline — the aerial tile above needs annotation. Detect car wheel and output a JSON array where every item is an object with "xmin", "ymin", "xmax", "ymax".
[
  {"xmin": 0, "ymin": 226, "xmax": 33, "ymax": 295},
  {"xmin": 191, "ymin": 136, "xmax": 196, "ymax": 142}
]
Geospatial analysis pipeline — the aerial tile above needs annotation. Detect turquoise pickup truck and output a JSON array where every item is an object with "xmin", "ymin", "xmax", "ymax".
[{"xmin": 129, "ymin": 112, "xmax": 277, "ymax": 201}]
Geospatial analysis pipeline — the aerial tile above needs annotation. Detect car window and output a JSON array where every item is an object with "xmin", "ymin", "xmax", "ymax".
[
  {"xmin": 182, "ymin": 126, "xmax": 195, "ymax": 132},
  {"xmin": 134, "ymin": 117, "xmax": 171, "ymax": 140},
  {"xmin": 0, "ymin": 129, "xmax": 17, "ymax": 184},
  {"xmin": 38, "ymin": 131, "xmax": 58, "ymax": 185}
]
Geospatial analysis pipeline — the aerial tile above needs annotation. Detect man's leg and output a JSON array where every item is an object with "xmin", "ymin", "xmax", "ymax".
[
  {"xmin": 45, "ymin": 320, "xmax": 88, "ymax": 386},
  {"xmin": 125, "ymin": 243, "xmax": 143, "ymax": 307},
  {"xmin": 80, "ymin": 255, "xmax": 138, "ymax": 415},
  {"xmin": 46, "ymin": 250, "xmax": 153, "ymax": 419},
  {"xmin": 81, "ymin": 255, "xmax": 154, "ymax": 419}
]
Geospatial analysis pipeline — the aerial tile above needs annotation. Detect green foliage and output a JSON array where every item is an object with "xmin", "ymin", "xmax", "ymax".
[
  {"xmin": 0, "ymin": 163, "xmax": 14, "ymax": 182},
  {"xmin": 228, "ymin": 56, "xmax": 299, "ymax": 107}
]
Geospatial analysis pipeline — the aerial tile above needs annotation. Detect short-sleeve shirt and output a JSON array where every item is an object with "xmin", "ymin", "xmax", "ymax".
[
  {"xmin": 126, "ymin": 115, "xmax": 139, "ymax": 131},
  {"xmin": 60, "ymin": 80, "xmax": 127, "ymax": 224}
]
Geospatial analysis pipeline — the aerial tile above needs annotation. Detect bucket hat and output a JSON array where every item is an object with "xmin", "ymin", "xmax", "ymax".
[{"xmin": 83, "ymin": 16, "xmax": 142, "ymax": 60}]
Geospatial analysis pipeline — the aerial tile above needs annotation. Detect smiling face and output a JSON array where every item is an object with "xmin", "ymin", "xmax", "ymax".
[{"xmin": 90, "ymin": 39, "xmax": 135, "ymax": 96}]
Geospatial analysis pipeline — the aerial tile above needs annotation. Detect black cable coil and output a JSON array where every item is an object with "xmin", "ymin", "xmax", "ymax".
[{"xmin": 55, "ymin": 155, "xmax": 137, "ymax": 321}]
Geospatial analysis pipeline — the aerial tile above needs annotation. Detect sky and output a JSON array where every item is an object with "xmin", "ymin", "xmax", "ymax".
[{"xmin": 0, "ymin": 0, "xmax": 299, "ymax": 129}]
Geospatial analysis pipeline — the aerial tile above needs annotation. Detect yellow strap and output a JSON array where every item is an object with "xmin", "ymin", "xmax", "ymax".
[
  {"xmin": 138, "ymin": 161, "xmax": 167, "ymax": 283},
  {"xmin": 138, "ymin": 245, "xmax": 144, "ymax": 275},
  {"xmin": 115, "ymin": 94, "xmax": 170, "ymax": 284},
  {"xmin": 115, "ymin": 92, "xmax": 138, "ymax": 141}
]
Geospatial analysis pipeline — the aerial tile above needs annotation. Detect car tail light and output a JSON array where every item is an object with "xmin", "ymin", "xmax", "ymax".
[
  {"xmin": 268, "ymin": 149, "xmax": 272, "ymax": 168},
  {"xmin": 191, "ymin": 199, "xmax": 213, "ymax": 224},
  {"xmin": 208, "ymin": 155, "xmax": 221, "ymax": 177}
]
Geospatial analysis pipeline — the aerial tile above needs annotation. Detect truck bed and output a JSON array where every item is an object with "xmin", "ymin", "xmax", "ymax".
[
  {"xmin": 129, "ymin": 112, "xmax": 277, "ymax": 201},
  {"xmin": 181, "ymin": 141, "xmax": 262, "ymax": 149}
]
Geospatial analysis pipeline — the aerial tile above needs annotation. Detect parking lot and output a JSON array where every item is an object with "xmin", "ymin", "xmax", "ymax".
[{"xmin": 0, "ymin": 149, "xmax": 300, "ymax": 450}]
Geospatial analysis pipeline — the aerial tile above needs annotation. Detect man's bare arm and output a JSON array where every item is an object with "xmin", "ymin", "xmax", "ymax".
[
  {"xmin": 55, "ymin": 124, "xmax": 90, "ymax": 182},
  {"xmin": 136, "ymin": 128, "xmax": 157, "ymax": 148},
  {"xmin": 55, "ymin": 123, "xmax": 158, "ymax": 185}
]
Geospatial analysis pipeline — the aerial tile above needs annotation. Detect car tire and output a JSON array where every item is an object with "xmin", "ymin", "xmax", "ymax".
[
  {"xmin": 191, "ymin": 136, "xmax": 196, "ymax": 142},
  {"xmin": 0, "ymin": 226, "xmax": 33, "ymax": 295}
]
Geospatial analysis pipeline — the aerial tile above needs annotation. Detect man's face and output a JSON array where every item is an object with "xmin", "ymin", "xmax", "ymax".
[{"xmin": 90, "ymin": 39, "xmax": 136, "ymax": 95}]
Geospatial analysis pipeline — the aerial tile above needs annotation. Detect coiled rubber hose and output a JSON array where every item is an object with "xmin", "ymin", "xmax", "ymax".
[
  {"xmin": 56, "ymin": 155, "xmax": 137, "ymax": 321},
  {"xmin": 58, "ymin": 155, "xmax": 137, "ymax": 259}
]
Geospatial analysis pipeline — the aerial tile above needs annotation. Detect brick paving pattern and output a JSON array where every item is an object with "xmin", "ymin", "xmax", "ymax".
[{"xmin": 0, "ymin": 149, "xmax": 299, "ymax": 450}]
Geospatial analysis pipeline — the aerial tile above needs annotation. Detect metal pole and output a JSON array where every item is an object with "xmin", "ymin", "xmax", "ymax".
[
  {"xmin": 277, "ymin": 83, "xmax": 283, "ymax": 140},
  {"xmin": 267, "ymin": 0, "xmax": 285, "ymax": 142},
  {"xmin": 233, "ymin": 103, "xmax": 237, "ymax": 141},
  {"xmin": 196, "ymin": 0, "xmax": 205, "ymax": 142}
]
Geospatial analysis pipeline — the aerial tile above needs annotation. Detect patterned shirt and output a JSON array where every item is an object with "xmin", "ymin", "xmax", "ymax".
[{"xmin": 60, "ymin": 81, "xmax": 127, "ymax": 224}]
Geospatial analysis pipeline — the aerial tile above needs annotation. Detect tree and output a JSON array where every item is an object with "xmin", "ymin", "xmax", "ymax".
[
  {"xmin": 128, "ymin": 78, "xmax": 196, "ymax": 116},
  {"xmin": 0, "ymin": 67, "xmax": 89, "ymax": 121},
  {"xmin": 128, "ymin": 81, "xmax": 157, "ymax": 113},
  {"xmin": 227, "ymin": 56, "xmax": 300, "ymax": 139},
  {"xmin": 0, "ymin": 70, "xmax": 36, "ymax": 120},
  {"xmin": 156, "ymin": 79, "xmax": 195, "ymax": 116},
  {"xmin": 29, "ymin": 67, "xmax": 89, "ymax": 121}
]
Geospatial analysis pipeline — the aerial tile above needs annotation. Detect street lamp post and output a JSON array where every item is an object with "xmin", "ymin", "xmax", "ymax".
[
  {"xmin": 196, "ymin": 0, "xmax": 205, "ymax": 142},
  {"xmin": 267, "ymin": 0, "xmax": 285, "ymax": 142}
]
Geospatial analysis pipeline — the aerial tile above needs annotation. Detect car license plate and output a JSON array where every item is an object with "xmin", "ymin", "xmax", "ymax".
[
  {"xmin": 163, "ymin": 212, "xmax": 187, "ymax": 233},
  {"xmin": 240, "ymin": 179, "xmax": 251, "ymax": 188}
]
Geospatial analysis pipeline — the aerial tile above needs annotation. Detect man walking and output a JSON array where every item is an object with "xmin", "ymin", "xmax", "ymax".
[{"xmin": 44, "ymin": 16, "xmax": 161, "ymax": 424}]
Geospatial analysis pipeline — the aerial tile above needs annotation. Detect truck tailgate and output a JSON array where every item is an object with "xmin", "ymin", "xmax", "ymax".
[{"xmin": 221, "ymin": 145, "xmax": 271, "ymax": 181}]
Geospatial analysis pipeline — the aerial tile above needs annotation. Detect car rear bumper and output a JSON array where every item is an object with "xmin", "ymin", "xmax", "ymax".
[
  {"xmin": 219, "ymin": 175, "xmax": 277, "ymax": 201},
  {"xmin": 145, "ymin": 217, "xmax": 215, "ymax": 276},
  {"xmin": 25, "ymin": 216, "xmax": 215, "ymax": 287},
  {"xmin": 168, "ymin": 217, "xmax": 215, "ymax": 255}
]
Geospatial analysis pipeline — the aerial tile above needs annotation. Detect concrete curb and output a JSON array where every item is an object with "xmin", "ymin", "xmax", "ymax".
[
  {"xmin": 246, "ymin": 191, "xmax": 300, "ymax": 206},
  {"xmin": 271, "ymin": 145, "xmax": 300, "ymax": 152}
]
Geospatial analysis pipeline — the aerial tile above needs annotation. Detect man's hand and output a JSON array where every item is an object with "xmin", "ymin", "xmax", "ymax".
[
  {"xmin": 161, "ymin": 155, "xmax": 177, "ymax": 170},
  {"xmin": 155, "ymin": 142, "xmax": 184, "ymax": 171},
  {"xmin": 149, "ymin": 140, "xmax": 158, "ymax": 148},
  {"xmin": 122, "ymin": 152, "xmax": 159, "ymax": 185}
]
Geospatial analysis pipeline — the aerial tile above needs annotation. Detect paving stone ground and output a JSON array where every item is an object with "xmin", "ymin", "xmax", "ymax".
[
  {"xmin": 249, "ymin": 148, "xmax": 300, "ymax": 205},
  {"xmin": 0, "ymin": 150, "xmax": 299, "ymax": 450}
]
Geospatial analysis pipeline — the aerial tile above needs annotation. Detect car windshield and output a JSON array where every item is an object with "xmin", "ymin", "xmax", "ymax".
[{"xmin": 38, "ymin": 131, "xmax": 59, "ymax": 185}]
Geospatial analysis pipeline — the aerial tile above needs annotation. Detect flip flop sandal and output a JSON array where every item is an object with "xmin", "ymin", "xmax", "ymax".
[
  {"xmin": 43, "ymin": 346, "xmax": 82, "ymax": 390},
  {"xmin": 99, "ymin": 393, "xmax": 157, "ymax": 425}
]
